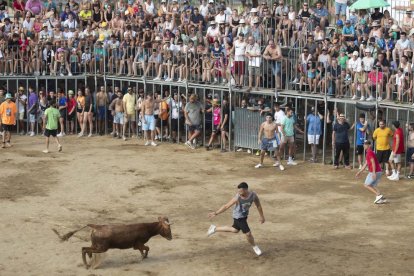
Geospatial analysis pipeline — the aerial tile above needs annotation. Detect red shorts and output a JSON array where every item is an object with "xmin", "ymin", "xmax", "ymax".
[
  {"xmin": 234, "ymin": 61, "xmax": 245, "ymax": 75},
  {"xmin": 208, "ymin": 37, "xmax": 215, "ymax": 44}
]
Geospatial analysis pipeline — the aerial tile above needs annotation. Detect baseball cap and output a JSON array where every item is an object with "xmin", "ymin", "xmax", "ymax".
[
  {"xmin": 5, "ymin": 93, "xmax": 12, "ymax": 99},
  {"xmin": 352, "ymin": 51, "xmax": 359, "ymax": 56}
]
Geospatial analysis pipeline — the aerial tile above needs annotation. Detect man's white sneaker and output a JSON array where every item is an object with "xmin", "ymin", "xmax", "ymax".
[
  {"xmin": 279, "ymin": 164, "xmax": 285, "ymax": 171},
  {"xmin": 42, "ymin": 149, "xmax": 49, "ymax": 154},
  {"xmin": 375, "ymin": 198, "xmax": 387, "ymax": 204},
  {"xmin": 252, "ymin": 246, "xmax": 262, "ymax": 256},
  {"xmin": 377, "ymin": 97, "xmax": 383, "ymax": 101},
  {"xmin": 88, "ymin": 133, "xmax": 92, "ymax": 137},
  {"xmin": 351, "ymin": 95, "xmax": 357, "ymax": 100},
  {"xmin": 374, "ymin": 194, "xmax": 384, "ymax": 204},
  {"xmin": 151, "ymin": 141, "xmax": 157, "ymax": 146},
  {"xmin": 387, "ymin": 173, "xmax": 395, "ymax": 180},
  {"xmin": 389, "ymin": 174, "xmax": 399, "ymax": 181},
  {"xmin": 237, "ymin": 148, "xmax": 243, "ymax": 152},
  {"xmin": 247, "ymin": 149, "xmax": 251, "ymax": 154},
  {"xmin": 30, "ymin": 131, "xmax": 35, "ymax": 137},
  {"xmin": 57, "ymin": 132, "xmax": 64, "ymax": 137},
  {"xmin": 360, "ymin": 96, "xmax": 365, "ymax": 101},
  {"xmin": 287, "ymin": 160, "xmax": 297, "ymax": 165},
  {"xmin": 153, "ymin": 77, "xmax": 161, "ymax": 81},
  {"xmin": 185, "ymin": 141, "xmax": 192, "ymax": 149},
  {"xmin": 273, "ymin": 162, "xmax": 280, "ymax": 167},
  {"xmin": 77, "ymin": 132, "xmax": 84, "ymax": 137},
  {"xmin": 255, "ymin": 163, "xmax": 263, "ymax": 169},
  {"xmin": 144, "ymin": 141, "xmax": 150, "ymax": 146},
  {"xmin": 367, "ymin": 96, "xmax": 374, "ymax": 101},
  {"xmin": 207, "ymin": 225, "xmax": 216, "ymax": 237}
]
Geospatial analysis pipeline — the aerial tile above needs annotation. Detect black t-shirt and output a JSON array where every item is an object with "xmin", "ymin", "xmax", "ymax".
[
  {"xmin": 222, "ymin": 104, "xmax": 230, "ymax": 128},
  {"xmin": 346, "ymin": 44, "xmax": 359, "ymax": 55},
  {"xmin": 0, "ymin": 0, "xmax": 7, "ymax": 10},
  {"xmin": 371, "ymin": 12, "xmax": 384, "ymax": 21},
  {"xmin": 333, "ymin": 122, "xmax": 350, "ymax": 143},
  {"xmin": 374, "ymin": 58, "xmax": 390, "ymax": 68}
]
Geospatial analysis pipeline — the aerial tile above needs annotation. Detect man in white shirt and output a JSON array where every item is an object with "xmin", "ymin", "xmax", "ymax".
[
  {"xmin": 16, "ymin": 87, "xmax": 27, "ymax": 135},
  {"xmin": 234, "ymin": 33, "xmax": 247, "ymax": 88},
  {"xmin": 393, "ymin": 31, "xmax": 411, "ymax": 61},
  {"xmin": 199, "ymin": 0, "xmax": 209, "ymax": 18},
  {"xmin": 347, "ymin": 51, "xmax": 363, "ymax": 100},
  {"xmin": 63, "ymin": 13, "xmax": 78, "ymax": 29},
  {"xmin": 205, "ymin": 21, "xmax": 219, "ymax": 45},
  {"xmin": 22, "ymin": 13, "xmax": 34, "ymax": 37},
  {"xmin": 245, "ymin": 36, "xmax": 261, "ymax": 91},
  {"xmin": 42, "ymin": 42, "xmax": 55, "ymax": 75}
]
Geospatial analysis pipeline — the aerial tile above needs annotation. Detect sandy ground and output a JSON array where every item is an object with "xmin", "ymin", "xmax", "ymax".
[{"xmin": 1, "ymin": 135, "xmax": 414, "ymax": 276}]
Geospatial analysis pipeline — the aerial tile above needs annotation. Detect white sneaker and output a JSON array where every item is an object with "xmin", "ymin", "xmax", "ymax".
[
  {"xmin": 42, "ymin": 149, "xmax": 49, "ymax": 154},
  {"xmin": 30, "ymin": 131, "xmax": 35, "ymax": 137},
  {"xmin": 377, "ymin": 97, "xmax": 383, "ymax": 101},
  {"xmin": 247, "ymin": 149, "xmax": 251, "ymax": 154},
  {"xmin": 77, "ymin": 132, "xmax": 84, "ymax": 137},
  {"xmin": 42, "ymin": 71, "xmax": 46, "ymax": 76},
  {"xmin": 57, "ymin": 132, "xmax": 64, "ymax": 137},
  {"xmin": 279, "ymin": 164, "xmax": 285, "ymax": 171},
  {"xmin": 358, "ymin": 165, "xmax": 362, "ymax": 170},
  {"xmin": 185, "ymin": 141, "xmax": 192, "ymax": 149},
  {"xmin": 60, "ymin": 73, "xmax": 64, "ymax": 76},
  {"xmin": 151, "ymin": 141, "xmax": 157, "ymax": 146},
  {"xmin": 68, "ymin": 72, "xmax": 72, "ymax": 76},
  {"xmin": 177, "ymin": 78, "xmax": 182, "ymax": 82},
  {"xmin": 153, "ymin": 77, "xmax": 161, "ymax": 81},
  {"xmin": 252, "ymin": 245, "xmax": 262, "ymax": 256},
  {"xmin": 88, "ymin": 133, "xmax": 92, "ymax": 137},
  {"xmin": 351, "ymin": 95, "xmax": 357, "ymax": 100},
  {"xmin": 144, "ymin": 141, "xmax": 150, "ymax": 146},
  {"xmin": 122, "ymin": 135, "xmax": 126, "ymax": 141},
  {"xmin": 165, "ymin": 78, "xmax": 172, "ymax": 82},
  {"xmin": 287, "ymin": 160, "xmax": 297, "ymax": 165},
  {"xmin": 360, "ymin": 96, "xmax": 365, "ymax": 101},
  {"xmin": 273, "ymin": 162, "xmax": 280, "ymax": 167},
  {"xmin": 367, "ymin": 96, "xmax": 374, "ymax": 101},
  {"xmin": 255, "ymin": 163, "xmax": 263, "ymax": 169},
  {"xmin": 375, "ymin": 198, "xmax": 387, "ymax": 204},
  {"xmin": 387, "ymin": 173, "xmax": 395, "ymax": 179},
  {"xmin": 237, "ymin": 148, "xmax": 243, "ymax": 152},
  {"xmin": 207, "ymin": 225, "xmax": 216, "ymax": 237},
  {"xmin": 374, "ymin": 194, "xmax": 383, "ymax": 204}
]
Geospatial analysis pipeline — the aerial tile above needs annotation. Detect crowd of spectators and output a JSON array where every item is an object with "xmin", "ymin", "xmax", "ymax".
[{"xmin": 0, "ymin": 0, "xmax": 414, "ymax": 104}]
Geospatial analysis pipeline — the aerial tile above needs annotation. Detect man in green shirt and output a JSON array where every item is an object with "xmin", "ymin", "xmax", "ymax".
[
  {"xmin": 279, "ymin": 107, "xmax": 303, "ymax": 166},
  {"xmin": 43, "ymin": 101, "xmax": 62, "ymax": 153}
]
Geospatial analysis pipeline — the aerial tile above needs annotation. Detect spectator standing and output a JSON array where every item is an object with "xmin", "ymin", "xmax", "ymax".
[
  {"xmin": 352, "ymin": 113, "xmax": 370, "ymax": 169},
  {"xmin": 233, "ymin": 33, "xmax": 247, "ymax": 88},
  {"xmin": 335, "ymin": 0, "xmax": 347, "ymax": 21},
  {"xmin": 388, "ymin": 121, "xmax": 404, "ymax": 181},
  {"xmin": 43, "ymin": 100, "xmax": 62, "ymax": 153},
  {"xmin": 372, "ymin": 120, "xmax": 393, "ymax": 176},
  {"xmin": 306, "ymin": 107, "xmax": 322, "ymax": 162},
  {"xmin": 57, "ymin": 90, "xmax": 67, "ymax": 137},
  {"xmin": 27, "ymin": 87, "xmax": 38, "ymax": 137},
  {"xmin": 332, "ymin": 113, "xmax": 351, "ymax": 169},
  {"xmin": 407, "ymin": 123, "xmax": 414, "ymax": 178},
  {"xmin": 67, "ymin": 90, "xmax": 76, "ymax": 135},
  {"xmin": 355, "ymin": 140, "xmax": 387, "ymax": 204},
  {"xmin": 263, "ymin": 39, "xmax": 283, "ymax": 90},
  {"xmin": 184, "ymin": 94, "xmax": 203, "ymax": 149},
  {"xmin": 0, "ymin": 93, "xmax": 17, "ymax": 148},
  {"xmin": 16, "ymin": 86, "xmax": 27, "ymax": 135},
  {"xmin": 122, "ymin": 87, "xmax": 137, "ymax": 138},
  {"xmin": 279, "ymin": 107, "xmax": 303, "ymax": 166},
  {"xmin": 245, "ymin": 36, "xmax": 261, "ymax": 91}
]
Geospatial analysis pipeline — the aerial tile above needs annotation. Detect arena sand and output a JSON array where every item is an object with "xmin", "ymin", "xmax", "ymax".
[{"xmin": 1, "ymin": 136, "xmax": 414, "ymax": 276}]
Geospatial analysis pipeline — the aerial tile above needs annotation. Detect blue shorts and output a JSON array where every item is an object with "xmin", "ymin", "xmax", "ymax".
[
  {"xmin": 142, "ymin": 114, "xmax": 155, "ymax": 131},
  {"xmin": 97, "ymin": 106, "xmax": 106, "ymax": 120},
  {"xmin": 364, "ymin": 172, "xmax": 382, "ymax": 187},
  {"xmin": 114, "ymin": 112, "xmax": 124, "ymax": 125},
  {"xmin": 271, "ymin": 61, "xmax": 281, "ymax": 76},
  {"xmin": 335, "ymin": 2, "xmax": 347, "ymax": 16},
  {"xmin": 261, "ymin": 138, "xmax": 277, "ymax": 151},
  {"xmin": 407, "ymin": 147, "xmax": 414, "ymax": 163}
]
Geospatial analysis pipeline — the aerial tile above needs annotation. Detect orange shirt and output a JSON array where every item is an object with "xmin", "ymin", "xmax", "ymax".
[
  {"xmin": 159, "ymin": 101, "xmax": 169, "ymax": 121},
  {"xmin": 0, "ymin": 100, "xmax": 17, "ymax": 125}
]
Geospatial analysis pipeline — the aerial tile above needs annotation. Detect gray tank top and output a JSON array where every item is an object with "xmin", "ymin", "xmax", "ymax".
[{"xmin": 232, "ymin": 191, "xmax": 257, "ymax": 219}]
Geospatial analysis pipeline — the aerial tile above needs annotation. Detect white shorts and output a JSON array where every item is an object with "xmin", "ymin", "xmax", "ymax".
[
  {"xmin": 393, "ymin": 154, "xmax": 401, "ymax": 164},
  {"xmin": 308, "ymin": 134, "xmax": 320, "ymax": 145}
]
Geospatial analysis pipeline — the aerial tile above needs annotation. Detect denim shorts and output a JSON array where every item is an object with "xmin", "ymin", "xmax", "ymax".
[
  {"xmin": 114, "ymin": 112, "xmax": 124, "ymax": 125},
  {"xmin": 364, "ymin": 172, "xmax": 382, "ymax": 187},
  {"xmin": 142, "ymin": 114, "xmax": 155, "ymax": 131},
  {"xmin": 335, "ymin": 2, "xmax": 347, "ymax": 15},
  {"xmin": 271, "ymin": 61, "xmax": 281, "ymax": 75}
]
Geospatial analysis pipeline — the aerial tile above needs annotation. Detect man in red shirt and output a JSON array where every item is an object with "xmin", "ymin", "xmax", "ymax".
[
  {"xmin": 388, "ymin": 121, "xmax": 404, "ymax": 181},
  {"xmin": 356, "ymin": 140, "xmax": 387, "ymax": 204}
]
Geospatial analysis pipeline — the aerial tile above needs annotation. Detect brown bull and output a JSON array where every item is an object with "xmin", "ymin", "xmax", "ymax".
[{"xmin": 53, "ymin": 216, "xmax": 172, "ymax": 268}]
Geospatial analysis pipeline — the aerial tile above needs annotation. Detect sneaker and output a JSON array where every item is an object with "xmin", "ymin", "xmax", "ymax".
[
  {"xmin": 88, "ymin": 133, "xmax": 92, "ymax": 137},
  {"xmin": 255, "ymin": 151, "xmax": 260, "ymax": 156},
  {"xmin": 375, "ymin": 198, "xmax": 387, "ymax": 204},
  {"xmin": 155, "ymin": 135, "xmax": 159, "ymax": 140},
  {"xmin": 377, "ymin": 97, "xmax": 383, "ymax": 101},
  {"xmin": 151, "ymin": 141, "xmax": 157, "ymax": 146},
  {"xmin": 144, "ymin": 141, "xmax": 150, "ymax": 146},
  {"xmin": 287, "ymin": 160, "xmax": 297, "ymax": 165},
  {"xmin": 60, "ymin": 73, "xmax": 64, "ymax": 76},
  {"xmin": 165, "ymin": 78, "xmax": 172, "ymax": 82},
  {"xmin": 237, "ymin": 148, "xmax": 243, "ymax": 152},
  {"xmin": 57, "ymin": 132, "xmax": 63, "ymax": 137},
  {"xmin": 279, "ymin": 164, "xmax": 285, "ymax": 171},
  {"xmin": 77, "ymin": 132, "xmax": 84, "ymax": 137},
  {"xmin": 273, "ymin": 162, "xmax": 280, "ymax": 167},
  {"xmin": 30, "ymin": 131, "xmax": 35, "ymax": 137},
  {"xmin": 387, "ymin": 173, "xmax": 395, "ymax": 180},
  {"xmin": 252, "ymin": 245, "xmax": 262, "ymax": 256},
  {"xmin": 367, "ymin": 96, "xmax": 374, "ymax": 101},
  {"xmin": 153, "ymin": 77, "xmax": 161, "ymax": 81},
  {"xmin": 185, "ymin": 141, "xmax": 192, "ymax": 149},
  {"xmin": 207, "ymin": 225, "xmax": 216, "ymax": 237},
  {"xmin": 255, "ymin": 163, "xmax": 263, "ymax": 169},
  {"xmin": 42, "ymin": 149, "xmax": 49, "ymax": 154},
  {"xmin": 374, "ymin": 194, "xmax": 384, "ymax": 204},
  {"xmin": 42, "ymin": 71, "xmax": 46, "ymax": 76},
  {"xmin": 68, "ymin": 72, "xmax": 72, "ymax": 76},
  {"xmin": 58, "ymin": 145, "xmax": 62, "ymax": 152},
  {"xmin": 247, "ymin": 149, "xmax": 251, "ymax": 154},
  {"xmin": 360, "ymin": 96, "xmax": 365, "ymax": 101},
  {"xmin": 358, "ymin": 165, "xmax": 362, "ymax": 170},
  {"xmin": 122, "ymin": 135, "xmax": 126, "ymax": 141},
  {"xmin": 351, "ymin": 95, "xmax": 357, "ymax": 100}
]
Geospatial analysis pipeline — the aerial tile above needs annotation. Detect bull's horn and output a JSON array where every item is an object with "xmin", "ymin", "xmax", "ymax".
[{"xmin": 165, "ymin": 221, "xmax": 174, "ymax": 225}]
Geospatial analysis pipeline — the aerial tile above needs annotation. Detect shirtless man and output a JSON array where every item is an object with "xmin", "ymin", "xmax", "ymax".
[
  {"xmin": 141, "ymin": 94, "xmax": 160, "ymax": 146},
  {"xmin": 263, "ymin": 39, "xmax": 283, "ymax": 90},
  {"xmin": 111, "ymin": 12, "xmax": 125, "ymax": 39},
  {"xmin": 109, "ymin": 90, "xmax": 125, "ymax": 140},
  {"xmin": 255, "ymin": 113, "xmax": 284, "ymax": 171},
  {"xmin": 96, "ymin": 86, "xmax": 108, "ymax": 136}
]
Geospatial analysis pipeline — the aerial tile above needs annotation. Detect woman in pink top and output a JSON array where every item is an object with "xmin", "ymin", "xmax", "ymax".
[
  {"xmin": 25, "ymin": 0, "xmax": 42, "ymax": 15},
  {"xmin": 205, "ymin": 99, "xmax": 221, "ymax": 151}
]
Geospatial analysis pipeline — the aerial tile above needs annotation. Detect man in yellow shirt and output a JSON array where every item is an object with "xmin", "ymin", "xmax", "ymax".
[
  {"xmin": 373, "ymin": 120, "xmax": 393, "ymax": 176},
  {"xmin": 122, "ymin": 87, "xmax": 137, "ymax": 138},
  {"xmin": 0, "ymin": 93, "xmax": 17, "ymax": 148}
]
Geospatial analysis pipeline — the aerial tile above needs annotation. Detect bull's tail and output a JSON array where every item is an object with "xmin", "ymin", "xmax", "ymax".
[{"xmin": 53, "ymin": 225, "xmax": 89, "ymax": 242}]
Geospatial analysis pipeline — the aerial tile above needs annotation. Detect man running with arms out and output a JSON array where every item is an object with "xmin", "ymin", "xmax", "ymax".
[
  {"xmin": 43, "ymin": 100, "xmax": 62, "ymax": 153},
  {"xmin": 207, "ymin": 182, "xmax": 265, "ymax": 256},
  {"xmin": 255, "ymin": 113, "xmax": 284, "ymax": 170},
  {"xmin": 141, "ymin": 94, "xmax": 159, "ymax": 146},
  {"xmin": 355, "ymin": 140, "xmax": 387, "ymax": 204},
  {"xmin": 0, "ymin": 93, "xmax": 17, "ymax": 148}
]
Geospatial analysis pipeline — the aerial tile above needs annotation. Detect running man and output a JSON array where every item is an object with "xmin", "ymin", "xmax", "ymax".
[
  {"xmin": 43, "ymin": 100, "xmax": 62, "ymax": 153},
  {"xmin": 0, "ymin": 93, "xmax": 17, "ymax": 148},
  {"xmin": 255, "ymin": 113, "xmax": 284, "ymax": 170},
  {"xmin": 207, "ymin": 182, "xmax": 265, "ymax": 256},
  {"xmin": 355, "ymin": 140, "xmax": 387, "ymax": 204}
]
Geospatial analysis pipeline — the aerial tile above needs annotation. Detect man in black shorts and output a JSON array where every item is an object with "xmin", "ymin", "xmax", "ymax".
[
  {"xmin": 43, "ymin": 101, "xmax": 62, "ymax": 153},
  {"xmin": 207, "ymin": 182, "xmax": 265, "ymax": 256}
]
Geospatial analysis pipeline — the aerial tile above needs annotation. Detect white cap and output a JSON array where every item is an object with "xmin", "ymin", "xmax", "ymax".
[
  {"xmin": 352, "ymin": 51, "xmax": 359, "ymax": 56},
  {"xmin": 239, "ymin": 18, "xmax": 245, "ymax": 24},
  {"xmin": 250, "ymin": 8, "xmax": 258, "ymax": 13},
  {"xmin": 209, "ymin": 0, "xmax": 214, "ymax": 3}
]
